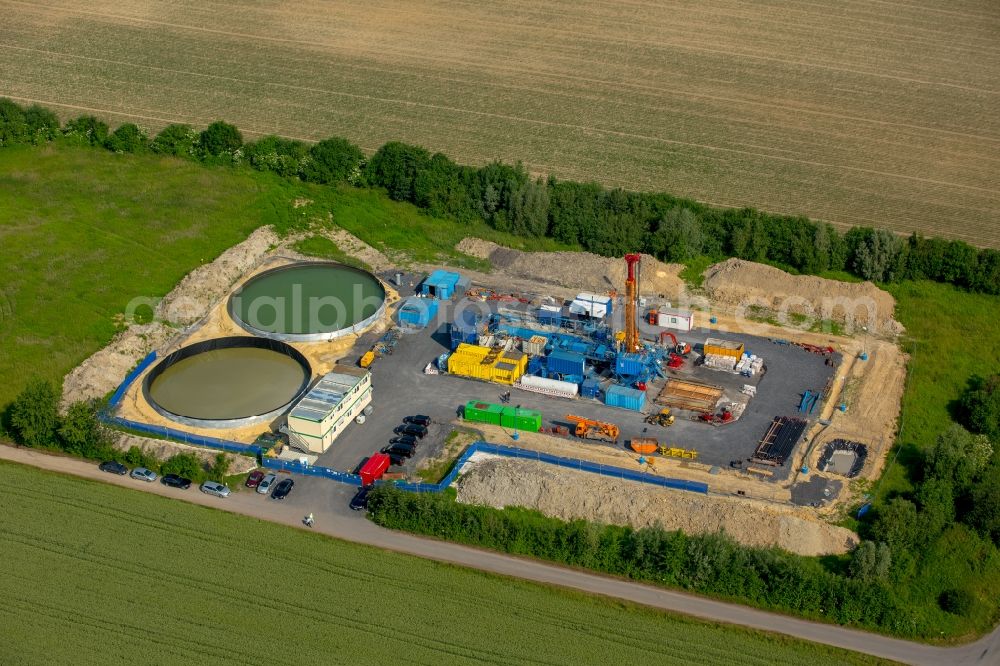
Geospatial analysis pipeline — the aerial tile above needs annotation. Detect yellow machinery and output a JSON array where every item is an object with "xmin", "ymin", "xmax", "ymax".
[
  {"xmin": 657, "ymin": 446, "xmax": 699, "ymax": 460},
  {"xmin": 566, "ymin": 415, "xmax": 620, "ymax": 443},
  {"xmin": 623, "ymin": 253, "xmax": 641, "ymax": 353},
  {"xmin": 644, "ymin": 408, "xmax": 675, "ymax": 427},
  {"xmin": 359, "ymin": 350, "xmax": 376, "ymax": 368}
]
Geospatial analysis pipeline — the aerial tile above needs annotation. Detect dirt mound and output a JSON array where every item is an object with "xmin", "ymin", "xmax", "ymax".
[
  {"xmin": 114, "ymin": 433, "xmax": 258, "ymax": 475},
  {"xmin": 456, "ymin": 238, "xmax": 684, "ymax": 299},
  {"xmin": 457, "ymin": 457, "xmax": 858, "ymax": 556},
  {"xmin": 156, "ymin": 226, "xmax": 279, "ymax": 326},
  {"xmin": 701, "ymin": 259, "xmax": 902, "ymax": 336}
]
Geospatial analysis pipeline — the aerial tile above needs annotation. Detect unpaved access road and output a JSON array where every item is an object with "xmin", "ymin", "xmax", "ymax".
[{"xmin": 2, "ymin": 444, "xmax": 997, "ymax": 666}]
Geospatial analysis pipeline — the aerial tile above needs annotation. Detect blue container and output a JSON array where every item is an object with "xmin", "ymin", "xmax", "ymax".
[
  {"xmin": 580, "ymin": 379, "xmax": 600, "ymax": 398},
  {"xmin": 450, "ymin": 310, "xmax": 481, "ymax": 349},
  {"xmin": 615, "ymin": 352, "xmax": 646, "ymax": 377},
  {"xmin": 547, "ymin": 350, "xmax": 586, "ymax": 376},
  {"xmin": 604, "ymin": 384, "xmax": 647, "ymax": 411},
  {"xmin": 538, "ymin": 308, "xmax": 562, "ymax": 326},
  {"xmin": 397, "ymin": 297, "xmax": 438, "ymax": 328},
  {"xmin": 527, "ymin": 356, "xmax": 543, "ymax": 375}
]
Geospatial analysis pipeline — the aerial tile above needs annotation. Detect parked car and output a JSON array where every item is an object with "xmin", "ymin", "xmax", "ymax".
[
  {"xmin": 349, "ymin": 485, "xmax": 371, "ymax": 511},
  {"xmin": 256, "ymin": 474, "xmax": 277, "ymax": 495},
  {"xmin": 245, "ymin": 470, "xmax": 265, "ymax": 488},
  {"xmin": 393, "ymin": 424, "xmax": 428, "ymax": 439},
  {"xmin": 382, "ymin": 443, "xmax": 415, "ymax": 458},
  {"xmin": 99, "ymin": 461, "xmax": 128, "ymax": 476},
  {"xmin": 130, "ymin": 467, "xmax": 158, "ymax": 483},
  {"xmin": 200, "ymin": 481, "xmax": 230, "ymax": 498},
  {"xmin": 388, "ymin": 435, "xmax": 417, "ymax": 448},
  {"xmin": 161, "ymin": 474, "xmax": 191, "ymax": 490},
  {"xmin": 387, "ymin": 452, "xmax": 408, "ymax": 467},
  {"xmin": 403, "ymin": 415, "xmax": 431, "ymax": 427},
  {"xmin": 271, "ymin": 478, "xmax": 294, "ymax": 500}
]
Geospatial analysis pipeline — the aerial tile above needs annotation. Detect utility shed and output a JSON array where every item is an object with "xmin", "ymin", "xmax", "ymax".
[
  {"xmin": 397, "ymin": 296, "xmax": 438, "ymax": 328},
  {"xmin": 420, "ymin": 269, "xmax": 462, "ymax": 300},
  {"xmin": 286, "ymin": 366, "xmax": 372, "ymax": 454},
  {"xmin": 656, "ymin": 308, "xmax": 695, "ymax": 332}
]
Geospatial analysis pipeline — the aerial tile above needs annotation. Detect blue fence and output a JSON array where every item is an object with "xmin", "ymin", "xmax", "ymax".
[
  {"xmin": 103, "ymin": 415, "xmax": 263, "ymax": 456},
  {"xmin": 392, "ymin": 441, "xmax": 708, "ymax": 495},
  {"xmin": 262, "ymin": 457, "xmax": 362, "ymax": 486},
  {"xmin": 107, "ymin": 351, "xmax": 158, "ymax": 409}
]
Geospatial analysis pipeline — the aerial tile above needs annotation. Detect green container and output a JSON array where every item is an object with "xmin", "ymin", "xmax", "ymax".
[
  {"xmin": 464, "ymin": 400, "xmax": 504, "ymax": 425},
  {"xmin": 500, "ymin": 407, "xmax": 542, "ymax": 432}
]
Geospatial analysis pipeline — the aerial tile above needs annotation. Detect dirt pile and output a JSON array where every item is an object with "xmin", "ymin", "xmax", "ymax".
[
  {"xmin": 456, "ymin": 238, "xmax": 684, "ymax": 299},
  {"xmin": 701, "ymin": 259, "xmax": 902, "ymax": 336},
  {"xmin": 114, "ymin": 433, "xmax": 258, "ymax": 475},
  {"xmin": 457, "ymin": 457, "xmax": 858, "ymax": 556},
  {"xmin": 156, "ymin": 226, "xmax": 280, "ymax": 326}
]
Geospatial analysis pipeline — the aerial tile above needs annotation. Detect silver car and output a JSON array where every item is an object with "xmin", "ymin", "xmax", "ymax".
[
  {"xmin": 130, "ymin": 467, "xmax": 158, "ymax": 483},
  {"xmin": 200, "ymin": 481, "xmax": 231, "ymax": 498},
  {"xmin": 256, "ymin": 474, "xmax": 277, "ymax": 495}
]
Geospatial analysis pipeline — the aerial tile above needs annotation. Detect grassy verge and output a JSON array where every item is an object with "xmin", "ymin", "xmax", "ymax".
[
  {"xmin": 679, "ymin": 255, "xmax": 715, "ymax": 287},
  {"xmin": 292, "ymin": 235, "xmax": 371, "ymax": 272},
  {"xmin": 0, "ymin": 460, "xmax": 891, "ymax": 665},
  {"xmin": 415, "ymin": 428, "xmax": 477, "ymax": 483}
]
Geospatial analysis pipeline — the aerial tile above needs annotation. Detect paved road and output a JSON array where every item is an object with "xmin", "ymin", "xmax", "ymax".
[{"xmin": 3, "ymin": 444, "xmax": 997, "ymax": 666}]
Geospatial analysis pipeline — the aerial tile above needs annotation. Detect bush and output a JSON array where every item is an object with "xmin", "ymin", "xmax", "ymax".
[
  {"xmin": 58, "ymin": 401, "xmax": 113, "ymax": 459},
  {"xmin": 960, "ymin": 374, "xmax": 1000, "ymax": 442},
  {"xmin": 151, "ymin": 124, "xmax": 198, "ymax": 157},
  {"xmin": 8, "ymin": 379, "xmax": 60, "ymax": 448},
  {"xmin": 105, "ymin": 123, "xmax": 149, "ymax": 153},
  {"xmin": 123, "ymin": 445, "xmax": 160, "ymax": 471},
  {"xmin": 198, "ymin": 121, "xmax": 242, "ymax": 158},
  {"xmin": 161, "ymin": 453, "xmax": 206, "ymax": 481},
  {"xmin": 243, "ymin": 135, "xmax": 310, "ymax": 178},
  {"xmin": 301, "ymin": 137, "xmax": 364, "ymax": 184},
  {"xmin": 938, "ymin": 588, "xmax": 975, "ymax": 615},
  {"xmin": 62, "ymin": 116, "xmax": 109, "ymax": 146}
]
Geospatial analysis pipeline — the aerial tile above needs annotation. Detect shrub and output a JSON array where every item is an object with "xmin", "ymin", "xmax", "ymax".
[
  {"xmin": 198, "ymin": 120, "xmax": 242, "ymax": 158},
  {"xmin": 123, "ymin": 445, "xmax": 159, "ymax": 470},
  {"xmin": 301, "ymin": 137, "xmax": 364, "ymax": 184},
  {"xmin": 58, "ymin": 401, "xmax": 113, "ymax": 459},
  {"xmin": 105, "ymin": 123, "xmax": 149, "ymax": 153},
  {"xmin": 151, "ymin": 124, "xmax": 198, "ymax": 157},
  {"xmin": 8, "ymin": 379, "xmax": 60, "ymax": 448},
  {"xmin": 161, "ymin": 453, "xmax": 205, "ymax": 481},
  {"xmin": 938, "ymin": 588, "xmax": 974, "ymax": 615},
  {"xmin": 62, "ymin": 116, "xmax": 109, "ymax": 146}
]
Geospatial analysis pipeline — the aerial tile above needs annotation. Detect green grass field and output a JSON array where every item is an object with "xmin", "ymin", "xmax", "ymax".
[
  {"xmin": 877, "ymin": 281, "xmax": 1000, "ymax": 497},
  {"xmin": 0, "ymin": 460, "xmax": 892, "ymax": 666},
  {"xmin": 0, "ymin": 143, "xmax": 569, "ymax": 409}
]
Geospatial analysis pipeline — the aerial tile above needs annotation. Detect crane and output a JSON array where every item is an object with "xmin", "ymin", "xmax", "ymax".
[
  {"xmin": 624, "ymin": 253, "xmax": 641, "ymax": 353},
  {"xmin": 565, "ymin": 415, "xmax": 621, "ymax": 443}
]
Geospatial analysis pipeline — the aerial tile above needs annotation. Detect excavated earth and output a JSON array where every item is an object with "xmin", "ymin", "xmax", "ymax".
[{"xmin": 457, "ymin": 457, "xmax": 859, "ymax": 557}]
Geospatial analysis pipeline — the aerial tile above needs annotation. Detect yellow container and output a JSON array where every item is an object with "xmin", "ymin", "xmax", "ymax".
[
  {"xmin": 359, "ymin": 350, "xmax": 376, "ymax": 368},
  {"xmin": 704, "ymin": 337, "xmax": 744, "ymax": 359},
  {"xmin": 448, "ymin": 344, "xmax": 527, "ymax": 385}
]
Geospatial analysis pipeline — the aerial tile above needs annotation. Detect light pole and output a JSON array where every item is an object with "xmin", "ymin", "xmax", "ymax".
[
  {"xmin": 861, "ymin": 326, "xmax": 869, "ymax": 360},
  {"xmin": 512, "ymin": 403, "xmax": 520, "ymax": 441}
]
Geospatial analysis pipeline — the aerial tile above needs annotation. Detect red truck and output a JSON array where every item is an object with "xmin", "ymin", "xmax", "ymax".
[{"xmin": 358, "ymin": 453, "xmax": 391, "ymax": 486}]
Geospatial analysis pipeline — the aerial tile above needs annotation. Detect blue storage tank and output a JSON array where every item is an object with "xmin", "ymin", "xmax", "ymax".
[
  {"xmin": 580, "ymin": 379, "xmax": 600, "ymax": 399},
  {"xmin": 604, "ymin": 384, "xmax": 646, "ymax": 411},
  {"xmin": 397, "ymin": 297, "xmax": 438, "ymax": 328},
  {"xmin": 547, "ymin": 350, "xmax": 586, "ymax": 376},
  {"xmin": 615, "ymin": 352, "xmax": 646, "ymax": 377}
]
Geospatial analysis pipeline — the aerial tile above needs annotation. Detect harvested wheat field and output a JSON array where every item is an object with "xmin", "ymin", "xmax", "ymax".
[{"xmin": 2, "ymin": 0, "xmax": 998, "ymax": 245}]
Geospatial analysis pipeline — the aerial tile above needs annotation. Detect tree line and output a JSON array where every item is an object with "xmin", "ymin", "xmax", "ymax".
[
  {"xmin": 3, "ymin": 378, "xmax": 231, "ymax": 483},
  {"xmin": 1, "ymin": 98, "xmax": 997, "ymax": 295}
]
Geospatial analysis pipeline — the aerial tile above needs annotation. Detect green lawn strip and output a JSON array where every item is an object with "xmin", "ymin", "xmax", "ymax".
[
  {"xmin": 0, "ymin": 460, "xmax": 891, "ymax": 665},
  {"xmin": 292, "ymin": 235, "xmax": 371, "ymax": 272}
]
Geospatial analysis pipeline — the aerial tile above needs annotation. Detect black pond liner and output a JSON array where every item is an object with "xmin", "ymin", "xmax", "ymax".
[
  {"xmin": 817, "ymin": 439, "xmax": 868, "ymax": 478},
  {"xmin": 142, "ymin": 336, "xmax": 312, "ymax": 429}
]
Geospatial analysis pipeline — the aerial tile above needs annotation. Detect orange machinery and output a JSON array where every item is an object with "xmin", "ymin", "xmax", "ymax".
[
  {"xmin": 623, "ymin": 253, "xmax": 641, "ymax": 354},
  {"xmin": 565, "ymin": 414, "xmax": 621, "ymax": 443}
]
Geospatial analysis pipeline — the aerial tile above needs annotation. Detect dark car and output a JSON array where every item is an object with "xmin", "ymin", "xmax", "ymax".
[
  {"xmin": 382, "ymin": 443, "xmax": 415, "ymax": 458},
  {"xmin": 271, "ymin": 478, "xmax": 294, "ymax": 500},
  {"xmin": 387, "ymin": 452, "xmax": 408, "ymax": 467},
  {"xmin": 349, "ymin": 485, "xmax": 371, "ymax": 511},
  {"xmin": 388, "ymin": 435, "xmax": 417, "ymax": 448},
  {"xmin": 161, "ymin": 474, "xmax": 192, "ymax": 490},
  {"xmin": 403, "ymin": 415, "xmax": 431, "ymax": 427},
  {"xmin": 393, "ymin": 424, "xmax": 428, "ymax": 439},
  {"xmin": 99, "ymin": 461, "xmax": 128, "ymax": 476},
  {"xmin": 245, "ymin": 470, "xmax": 266, "ymax": 488}
]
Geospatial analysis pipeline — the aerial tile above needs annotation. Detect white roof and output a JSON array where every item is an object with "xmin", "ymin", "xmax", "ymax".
[{"xmin": 289, "ymin": 370, "xmax": 366, "ymax": 422}]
